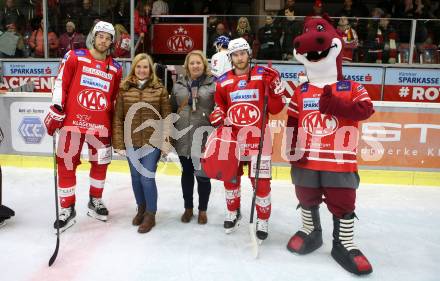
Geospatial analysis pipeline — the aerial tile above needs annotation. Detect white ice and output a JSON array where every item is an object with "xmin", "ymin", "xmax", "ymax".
[{"xmin": 0, "ymin": 166, "xmax": 439, "ymax": 281}]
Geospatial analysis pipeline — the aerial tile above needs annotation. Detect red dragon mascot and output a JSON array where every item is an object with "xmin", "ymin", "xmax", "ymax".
[{"xmin": 285, "ymin": 15, "xmax": 374, "ymax": 275}]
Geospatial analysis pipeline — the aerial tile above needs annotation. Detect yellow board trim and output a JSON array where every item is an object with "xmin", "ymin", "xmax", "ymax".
[{"xmin": 1, "ymin": 154, "xmax": 439, "ymax": 186}]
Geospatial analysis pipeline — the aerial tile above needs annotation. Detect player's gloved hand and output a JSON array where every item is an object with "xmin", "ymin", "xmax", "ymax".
[
  {"xmin": 44, "ymin": 104, "xmax": 65, "ymax": 136},
  {"xmin": 263, "ymin": 67, "xmax": 286, "ymax": 97},
  {"xmin": 209, "ymin": 107, "xmax": 226, "ymax": 127},
  {"xmin": 114, "ymin": 149, "xmax": 126, "ymax": 156}
]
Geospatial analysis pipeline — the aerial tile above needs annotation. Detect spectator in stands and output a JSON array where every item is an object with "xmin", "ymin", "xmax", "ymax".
[
  {"xmin": 77, "ymin": 0, "xmax": 100, "ymax": 35},
  {"xmin": 152, "ymin": 0, "xmax": 168, "ymax": 23},
  {"xmin": 281, "ymin": 8, "xmax": 302, "ymax": 61},
  {"xmin": 337, "ymin": 16, "xmax": 359, "ymax": 62},
  {"xmin": 365, "ymin": 14, "xmax": 398, "ymax": 64},
  {"xmin": 58, "ymin": 20, "xmax": 86, "ymax": 57},
  {"xmin": 0, "ymin": 0, "xmax": 21, "ymax": 31},
  {"xmin": 29, "ymin": 18, "xmax": 59, "ymax": 57},
  {"xmin": 257, "ymin": 15, "xmax": 282, "ymax": 60},
  {"xmin": 0, "ymin": 21, "xmax": 24, "ymax": 57},
  {"xmin": 134, "ymin": 1, "xmax": 151, "ymax": 54},
  {"xmin": 231, "ymin": 17, "xmax": 253, "ymax": 47},
  {"xmin": 274, "ymin": 0, "xmax": 295, "ymax": 30},
  {"xmin": 113, "ymin": 23, "xmax": 130, "ymax": 58},
  {"xmin": 207, "ymin": 22, "xmax": 230, "ymax": 58}
]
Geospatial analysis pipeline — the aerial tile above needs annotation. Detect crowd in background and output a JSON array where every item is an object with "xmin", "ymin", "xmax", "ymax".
[{"xmin": 0, "ymin": 0, "xmax": 440, "ymax": 63}]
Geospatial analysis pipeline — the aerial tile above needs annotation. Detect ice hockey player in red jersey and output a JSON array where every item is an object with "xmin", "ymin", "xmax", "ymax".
[
  {"xmin": 285, "ymin": 15, "xmax": 374, "ymax": 275},
  {"xmin": 208, "ymin": 37, "xmax": 287, "ymax": 241},
  {"xmin": 44, "ymin": 21, "xmax": 123, "ymax": 232}
]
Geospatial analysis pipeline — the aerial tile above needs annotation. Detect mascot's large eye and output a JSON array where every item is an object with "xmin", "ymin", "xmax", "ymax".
[{"xmin": 316, "ymin": 24, "xmax": 325, "ymax": 32}]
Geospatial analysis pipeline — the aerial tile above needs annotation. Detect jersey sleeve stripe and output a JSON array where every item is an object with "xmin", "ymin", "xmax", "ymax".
[{"xmin": 352, "ymin": 92, "xmax": 369, "ymax": 102}]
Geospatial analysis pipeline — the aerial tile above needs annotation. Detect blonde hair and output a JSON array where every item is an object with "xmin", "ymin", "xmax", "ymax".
[
  {"xmin": 183, "ymin": 50, "xmax": 211, "ymax": 78},
  {"xmin": 236, "ymin": 17, "xmax": 251, "ymax": 35},
  {"xmin": 120, "ymin": 53, "xmax": 159, "ymax": 90}
]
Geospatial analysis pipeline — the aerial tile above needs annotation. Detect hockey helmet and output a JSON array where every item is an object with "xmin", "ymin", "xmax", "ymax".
[
  {"xmin": 92, "ymin": 21, "xmax": 115, "ymax": 43},
  {"xmin": 227, "ymin": 37, "xmax": 252, "ymax": 58},
  {"xmin": 214, "ymin": 35, "xmax": 230, "ymax": 49}
]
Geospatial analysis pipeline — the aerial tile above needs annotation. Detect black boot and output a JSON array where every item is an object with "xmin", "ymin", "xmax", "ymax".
[
  {"xmin": 287, "ymin": 205, "xmax": 323, "ymax": 255},
  {"xmin": 331, "ymin": 213, "xmax": 373, "ymax": 275}
]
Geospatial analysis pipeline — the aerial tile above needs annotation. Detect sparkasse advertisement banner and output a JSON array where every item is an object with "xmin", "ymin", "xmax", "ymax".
[
  {"xmin": 383, "ymin": 68, "xmax": 440, "ymax": 102},
  {"xmin": 271, "ymin": 64, "xmax": 383, "ymax": 100},
  {"xmin": 0, "ymin": 61, "xmax": 60, "ymax": 92}
]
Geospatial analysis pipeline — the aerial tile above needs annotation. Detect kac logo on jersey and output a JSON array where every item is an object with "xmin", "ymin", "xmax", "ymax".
[
  {"xmin": 227, "ymin": 103, "xmax": 260, "ymax": 126},
  {"xmin": 80, "ymin": 75, "xmax": 110, "ymax": 92},
  {"xmin": 302, "ymin": 112, "xmax": 338, "ymax": 136},
  {"xmin": 77, "ymin": 89, "xmax": 108, "ymax": 111},
  {"xmin": 238, "ymin": 80, "xmax": 247, "ymax": 88},
  {"xmin": 303, "ymin": 98, "xmax": 319, "ymax": 110}
]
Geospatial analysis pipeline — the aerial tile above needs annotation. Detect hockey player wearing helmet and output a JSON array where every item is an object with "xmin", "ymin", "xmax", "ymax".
[
  {"xmin": 90, "ymin": 21, "xmax": 116, "ymax": 58},
  {"xmin": 44, "ymin": 21, "xmax": 122, "ymax": 233},
  {"xmin": 210, "ymin": 35, "xmax": 232, "ymax": 79},
  {"xmin": 207, "ymin": 37, "xmax": 288, "ymax": 241}
]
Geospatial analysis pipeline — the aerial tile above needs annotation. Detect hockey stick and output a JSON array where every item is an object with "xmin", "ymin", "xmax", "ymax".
[
  {"xmin": 249, "ymin": 72, "xmax": 271, "ymax": 258},
  {"xmin": 49, "ymin": 134, "xmax": 59, "ymax": 266}
]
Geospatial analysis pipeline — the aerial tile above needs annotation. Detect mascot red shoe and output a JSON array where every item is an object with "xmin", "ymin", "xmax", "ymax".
[{"xmin": 285, "ymin": 15, "xmax": 374, "ymax": 275}]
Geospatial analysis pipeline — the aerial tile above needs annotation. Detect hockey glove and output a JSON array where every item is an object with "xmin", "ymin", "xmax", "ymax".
[
  {"xmin": 44, "ymin": 104, "xmax": 65, "ymax": 136},
  {"xmin": 209, "ymin": 107, "xmax": 226, "ymax": 127},
  {"xmin": 263, "ymin": 67, "xmax": 286, "ymax": 97},
  {"xmin": 319, "ymin": 85, "xmax": 375, "ymax": 121}
]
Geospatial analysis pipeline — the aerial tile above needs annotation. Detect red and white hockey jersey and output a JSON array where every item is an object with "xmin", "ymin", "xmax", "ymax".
[
  {"xmin": 287, "ymin": 80, "xmax": 371, "ymax": 172},
  {"xmin": 52, "ymin": 49, "xmax": 122, "ymax": 135},
  {"xmin": 215, "ymin": 65, "xmax": 285, "ymax": 156}
]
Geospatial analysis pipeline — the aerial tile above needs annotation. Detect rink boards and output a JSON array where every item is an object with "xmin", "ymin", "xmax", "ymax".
[{"xmin": 1, "ymin": 92, "xmax": 439, "ymax": 186}]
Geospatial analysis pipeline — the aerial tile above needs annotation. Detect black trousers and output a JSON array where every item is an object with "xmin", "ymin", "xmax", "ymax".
[{"xmin": 179, "ymin": 156, "xmax": 211, "ymax": 211}]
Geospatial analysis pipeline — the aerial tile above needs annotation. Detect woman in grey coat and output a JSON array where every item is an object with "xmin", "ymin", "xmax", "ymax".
[{"xmin": 170, "ymin": 50, "xmax": 216, "ymax": 225}]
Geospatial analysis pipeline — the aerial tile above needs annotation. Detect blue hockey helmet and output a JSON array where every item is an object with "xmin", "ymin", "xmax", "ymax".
[{"xmin": 214, "ymin": 35, "xmax": 230, "ymax": 49}]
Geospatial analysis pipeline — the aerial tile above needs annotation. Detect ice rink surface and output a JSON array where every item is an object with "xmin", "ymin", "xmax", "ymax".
[{"xmin": 0, "ymin": 166, "xmax": 439, "ymax": 281}]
